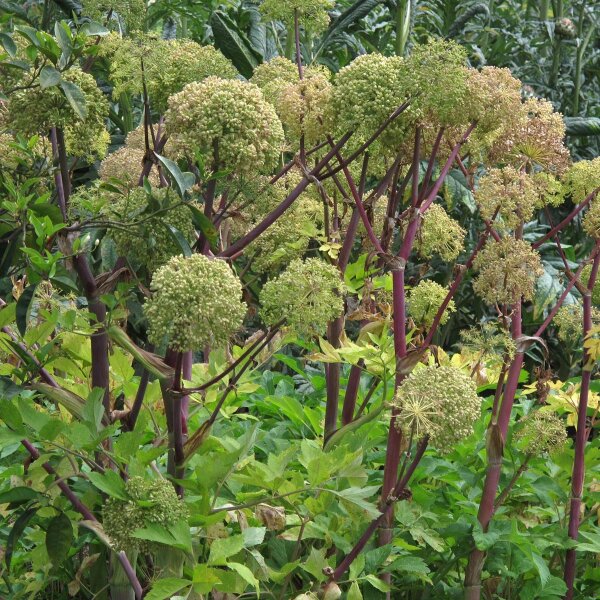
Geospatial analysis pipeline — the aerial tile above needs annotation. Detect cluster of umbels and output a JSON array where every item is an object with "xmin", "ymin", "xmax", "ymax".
[
  {"xmin": 554, "ymin": 304, "xmax": 600, "ymax": 343},
  {"xmin": 460, "ymin": 322, "xmax": 517, "ymax": 363},
  {"xmin": 165, "ymin": 77, "xmax": 284, "ymax": 174},
  {"xmin": 81, "ymin": 0, "xmax": 147, "ymax": 32},
  {"xmin": 581, "ymin": 264, "xmax": 600, "ymax": 306},
  {"xmin": 259, "ymin": 0, "xmax": 335, "ymax": 32},
  {"xmin": 473, "ymin": 238, "xmax": 543, "ymax": 305},
  {"xmin": 393, "ymin": 365, "xmax": 481, "ymax": 450},
  {"xmin": 102, "ymin": 476, "xmax": 188, "ymax": 554},
  {"xmin": 560, "ymin": 157, "xmax": 600, "ymax": 203},
  {"xmin": 514, "ymin": 411, "xmax": 567, "ymax": 456},
  {"xmin": 8, "ymin": 68, "xmax": 109, "ymax": 162},
  {"xmin": 407, "ymin": 280, "xmax": 455, "ymax": 328},
  {"xmin": 416, "ymin": 204, "xmax": 465, "ymax": 261},
  {"xmin": 102, "ymin": 188, "xmax": 198, "ymax": 274},
  {"xmin": 260, "ymin": 258, "xmax": 344, "ymax": 337},
  {"xmin": 145, "ymin": 254, "xmax": 246, "ymax": 352},
  {"xmin": 99, "ymin": 145, "xmax": 159, "ymax": 188},
  {"xmin": 100, "ymin": 34, "xmax": 237, "ymax": 113}
]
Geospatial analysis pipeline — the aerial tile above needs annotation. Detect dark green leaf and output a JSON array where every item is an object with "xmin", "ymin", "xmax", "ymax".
[
  {"xmin": 165, "ymin": 224, "xmax": 192, "ymax": 257},
  {"xmin": 0, "ymin": 487, "xmax": 41, "ymax": 505},
  {"xmin": 60, "ymin": 80, "xmax": 87, "ymax": 119},
  {"xmin": 16, "ymin": 283, "xmax": 37, "ymax": 336},
  {"xmin": 45, "ymin": 512, "xmax": 73, "ymax": 566},
  {"xmin": 0, "ymin": 33, "xmax": 17, "ymax": 57},
  {"xmin": 154, "ymin": 153, "xmax": 194, "ymax": 197},
  {"xmin": 87, "ymin": 470, "xmax": 128, "ymax": 500},
  {"xmin": 188, "ymin": 204, "xmax": 218, "ymax": 250},
  {"xmin": 564, "ymin": 117, "xmax": 600, "ymax": 137},
  {"xmin": 39, "ymin": 65, "xmax": 62, "ymax": 89},
  {"xmin": 6, "ymin": 507, "xmax": 38, "ymax": 571},
  {"xmin": 145, "ymin": 578, "xmax": 191, "ymax": 600}
]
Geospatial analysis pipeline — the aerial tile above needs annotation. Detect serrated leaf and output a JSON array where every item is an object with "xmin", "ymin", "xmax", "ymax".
[
  {"xmin": 87, "ymin": 470, "xmax": 128, "ymax": 500},
  {"xmin": 228, "ymin": 562, "xmax": 260, "ymax": 595},
  {"xmin": 145, "ymin": 578, "xmax": 191, "ymax": 600},
  {"xmin": 46, "ymin": 512, "xmax": 73, "ymax": 566},
  {"xmin": 208, "ymin": 534, "xmax": 244, "ymax": 565}
]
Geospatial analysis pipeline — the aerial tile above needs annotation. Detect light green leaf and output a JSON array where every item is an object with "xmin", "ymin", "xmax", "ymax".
[
  {"xmin": 145, "ymin": 578, "xmax": 191, "ymax": 600},
  {"xmin": 208, "ymin": 534, "xmax": 244, "ymax": 565}
]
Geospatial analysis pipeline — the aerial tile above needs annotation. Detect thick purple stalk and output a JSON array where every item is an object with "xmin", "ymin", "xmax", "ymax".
[
  {"xmin": 324, "ymin": 316, "xmax": 344, "ymax": 440},
  {"xmin": 341, "ymin": 364, "xmax": 363, "ymax": 426},
  {"xmin": 564, "ymin": 252, "xmax": 600, "ymax": 598}
]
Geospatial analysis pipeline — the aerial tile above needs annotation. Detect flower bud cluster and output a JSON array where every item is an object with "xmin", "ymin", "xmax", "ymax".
[
  {"xmin": 407, "ymin": 280, "xmax": 455, "ymax": 327},
  {"xmin": 102, "ymin": 188, "xmax": 197, "ymax": 273},
  {"xmin": 165, "ymin": 77, "xmax": 284, "ymax": 174},
  {"xmin": 554, "ymin": 303, "xmax": 600, "ymax": 343},
  {"xmin": 473, "ymin": 238, "xmax": 543, "ymax": 305},
  {"xmin": 99, "ymin": 146, "xmax": 159, "ymax": 189},
  {"xmin": 9, "ymin": 68, "xmax": 109, "ymax": 161},
  {"xmin": 475, "ymin": 166, "xmax": 538, "ymax": 230},
  {"xmin": 582, "ymin": 264, "xmax": 600, "ymax": 306},
  {"xmin": 515, "ymin": 411, "xmax": 566, "ymax": 456},
  {"xmin": 145, "ymin": 254, "xmax": 246, "ymax": 351},
  {"xmin": 81, "ymin": 0, "xmax": 147, "ymax": 31},
  {"xmin": 260, "ymin": 0, "xmax": 334, "ymax": 32},
  {"xmin": 393, "ymin": 365, "xmax": 480, "ymax": 450},
  {"xmin": 460, "ymin": 323, "xmax": 516, "ymax": 362},
  {"xmin": 102, "ymin": 476, "xmax": 188, "ymax": 553},
  {"xmin": 583, "ymin": 200, "xmax": 600, "ymax": 239},
  {"xmin": 417, "ymin": 204, "xmax": 465, "ymax": 261},
  {"xmin": 561, "ymin": 157, "xmax": 600, "ymax": 205},
  {"xmin": 260, "ymin": 258, "xmax": 344, "ymax": 337}
]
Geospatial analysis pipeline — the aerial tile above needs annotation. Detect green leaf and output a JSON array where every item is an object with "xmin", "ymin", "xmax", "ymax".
[
  {"xmin": 472, "ymin": 525, "xmax": 500, "ymax": 551},
  {"xmin": 0, "ymin": 486, "xmax": 41, "ymax": 505},
  {"xmin": 39, "ymin": 65, "xmax": 62, "ymax": 88},
  {"xmin": 242, "ymin": 527, "xmax": 266, "ymax": 548},
  {"xmin": 348, "ymin": 581, "xmax": 363, "ymax": 600},
  {"xmin": 60, "ymin": 80, "xmax": 87, "ymax": 119},
  {"xmin": 0, "ymin": 32, "xmax": 17, "ymax": 57},
  {"xmin": 87, "ymin": 470, "xmax": 128, "ymax": 500},
  {"xmin": 564, "ymin": 116, "xmax": 600, "ymax": 137},
  {"xmin": 0, "ymin": 302, "xmax": 16, "ymax": 329},
  {"xmin": 83, "ymin": 387, "xmax": 105, "ymax": 433},
  {"xmin": 154, "ymin": 153, "xmax": 194, "ymax": 197},
  {"xmin": 209, "ymin": 11, "xmax": 262, "ymax": 78},
  {"xmin": 16, "ymin": 283, "xmax": 37, "ymax": 336},
  {"xmin": 145, "ymin": 578, "xmax": 191, "ymax": 600},
  {"xmin": 208, "ymin": 534, "xmax": 244, "ymax": 565},
  {"xmin": 165, "ymin": 224, "xmax": 192, "ymax": 257},
  {"xmin": 131, "ymin": 521, "xmax": 192, "ymax": 553},
  {"xmin": 228, "ymin": 562, "xmax": 260, "ymax": 595},
  {"xmin": 5, "ymin": 506, "xmax": 38, "ymax": 571},
  {"xmin": 530, "ymin": 552, "xmax": 550, "ymax": 587},
  {"xmin": 327, "ymin": 486, "xmax": 381, "ymax": 519},
  {"xmin": 364, "ymin": 573, "xmax": 391, "ymax": 592},
  {"xmin": 188, "ymin": 204, "xmax": 218, "ymax": 250},
  {"xmin": 45, "ymin": 512, "xmax": 73, "ymax": 566}
]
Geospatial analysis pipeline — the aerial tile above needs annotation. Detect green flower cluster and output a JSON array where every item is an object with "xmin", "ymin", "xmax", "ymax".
[
  {"xmin": 460, "ymin": 322, "xmax": 516, "ymax": 363},
  {"xmin": 407, "ymin": 280, "xmax": 455, "ymax": 327},
  {"xmin": 165, "ymin": 77, "xmax": 284, "ymax": 174},
  {"xmin": 582, "ymin": 264, "xmax": 600, "ymax": 306},
  {"xmin": 554, "ymin": 303, "xmax": 600, "ymax": 343},
  {"xmin": 560, "ymin": 157, "xmax": 600, "ymax": 204},
  {"xmin": 394, "ymin": 365, "xmax": 480, "ymax": 450},
  {"xmin": 515, "ymin": 411, "xmax": 566, "ymax": 456},
  {"xmin": 145, "ymin": 254, "xmax": 246, "ymax": 351},
  {"xmin": 99, "ymin": 146, "xmax": 159, "ymax": 189},
  {"xmin": 102, "ymin": 188, "xmax": 196, "ymax": 273},
  {"xmin": 9, "ymin": 68, "xmax": 109, "ymax": 161},
  {"xmin": 102, "ymin": 476, "xmax": 188, "ymax": 553},
  {"xmin": 81, "ymin": 0, "xmax": 147, "ymax": 31},
  {"xmin": 475, "ymin": 166, "xmax": 538, "ymax": 230},
  {"xmin": 583, "ymin": 200, "xmax": 600, "ymax": 239},
  {"xmin": 417, "ymin": 204, "xmax": 465, "ymax": 261},
  {"xmin": 260, "ymin": 0, "xmax": 334, "ymax": 32},
  {"xmin": 260, "ymin": 258, "xmax": 344, "ymax": 336},
  {"xmin": 473, "ymin": 238, "xmax": 543, "ymax": 305},
  {"xmin": 101, "ymin": 35, "xmax": 237, "ymax": 113},
  {"xmin": 0, "ymin": 133, "xmax": 51, "ymax": 170}
]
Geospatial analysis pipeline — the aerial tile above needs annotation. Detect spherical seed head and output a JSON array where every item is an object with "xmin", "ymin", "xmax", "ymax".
[
  {"xmin": 473, "ymin": 238, "xmax": 543, "ymax": 305},
  {"xmin": 417, "ymin": 204, "xmax": 465, "ymax": 262},
  {"xmin": 260, "ymin": 0, "xmax": 335, "ymax": 32},
  {"xmin": 583, "ymin": 200, "xmax": 600, "ymax": 239},
  {"xmin": 99, "ymin": 146, "xmax": 160, "ymax": 189},
  {"xmin": 581, "ymin": 264, "xmax": 600, "ymax": 306},
  {"xmin": 102, "ymin": 476, "xmax": 188, "ymax": 554},
  {"xmin": 9, "ymin": 68, "xmax": 109, "ymax": 161},
  {"xmin": 407, "ymin": 280, "xmax": 455, "ymax": 327},
  {"xmin": 394, "ymin": 365, "xmax": 480, "ymax": 450},
  {"xmin": 555, "ymin": 17, "xmax": 576, "ymax": 39},
  {"xmin": 515, "ymin": 411, "xmax": 566, "ymax": 455},
  {"xmin": 102, "ymin": 187, "xmax": 197, "ymax": 274},
  {"xmin": 475, "ymin": 166, "xmax": 539, "ymax": 231},
  {"xmin": 331, "ymin": 53, "xmax": 407, "ymax": 148},
  {"xmin": 561, "ymin": 157, "xmax": 600, "ymax": 203},
  {"xmin": 489, "ymin": 98, "xmax": 570, "ymax": 175},
  {"xmin": 260, "ymin": 258, "xmax": 344, "ymax": 337},
  {"xmin": 278, "ymin": 73, "xmax": 332, "ymax": 146},
  {"xmin": 165, "ymin": 77, "xmax": 284, "ymax": 174},
  {"xmin": 145, "ymin": 254, "xmax": 246, "ymax": 352}
]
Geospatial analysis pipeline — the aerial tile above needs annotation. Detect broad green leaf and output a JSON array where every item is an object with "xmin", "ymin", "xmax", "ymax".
[
  {"xmin": 208, "ymin": 534, "xmax": 244, "ymax": 565},
  {"xmin": 46, "ymin": 512, "xmax": 73, "ymax": 566},
  {"xmin": 87, "ymin": 470, "xmax": 128, "ymax": 500},
  {"xmin": 83, "ymin": 387, "xmax": 105, "ymax": 433},
  {"xmin": 6, "ymin": 506, "xmax": 37, "ymax": 571},
  {"xmin": 16, "ymin": 283, "xmax": 37, "ymax": 336},
  {"xmin": 60, "ymin": 80, "xmax": 87, "ymax": 119},
  {"xmin": 39, "ymin": 65, "xmax": 61, "ymax": 88},
  {"xmin": 0, "ymin": 486, "xmax": 41, "ymax": 505},
  {"xmin": 154, "ymin": 153, "xmax": 194, "ymax": 198},
  {"xmin": 228, "ymin": 562, "xmax": 260, "ymax": 595},
  {"xmin": 348, "ymin": 581, "xmax": 363, "ymax": 600},
  {"xmin": 145, "ymin": 578, "xmax": 191, "ymax": 600},
  {"xmin": 0, "ymin": 32, "xmax": 17, "ymax": 56},
  {"xmin": 165, "ymin": 224, "xmax": 192, "ymax": 257}
]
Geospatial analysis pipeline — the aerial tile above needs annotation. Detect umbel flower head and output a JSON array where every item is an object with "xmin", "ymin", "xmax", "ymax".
[
  {"xmin": 145, "ymin": 254, "xmax": 246, "ymax": 352},
  {"xmin": 473, "ymin": 238, "xmax": 543, "ymax": 305},
  {"xmin": 460, "ymin": 322, "xmax": 516, "ymax": 363},
  {"xmin": 515, "ymin": 411, "xmax": 566, "ymax": 456},
  {"xmin": 260, "ymin": 0, "xmax": 335, "ymax": 32},
  {"xmin": 581, "ymin": 264, "xmax": 600, "ymax": 306},
  {"xmin": 407, "ymin": 280, "xmax": 455, "ymax": 327},
  {"xmin": 99, "ymin": 146, "xmax": 160, "ymax": 189},
  {"xmin": 101, "ymin": 35, "xmax": 237, "ymax": 113},
  {"xmin": 260, "ymin": 258, "xmax": 344, "ymax": 337},
  {"xmin": 417, "ymin": 204, "xmax": 465, "ymax": 262},
  {"xmin": 583, "ymin": 200, "xmax": 600, "ymax": 239},
  {"xmin": 393, "ymin": 365, "xmax": 480, "ymax": 450},
  {"xmin": 9, "ymin": 68, "xmax": 110, "ymax": 161},
  {"xmin": 554, "ymin": 303, "xmax": 600, "ymax": 343},
  {"xmin": 165, "ymin": 77, "xmax": 284, "ymax": 174},
  {"xmin": 81, "ymin": 0, "xmax": 147, "ymax": 31},
  {"xmin": 475, "ymin": 166, "xmax": 539, "ymax": 230},
  {"xmin": 102, "ymin": 476, "xmax": 188, "ymax": 554},
  {"xmin": 560, "ymin": 157, "xmax": 600, "ymax": 204},
  {"xmin": 102, "ymin": 188, "xmax": 197, "ymax": 274}
]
